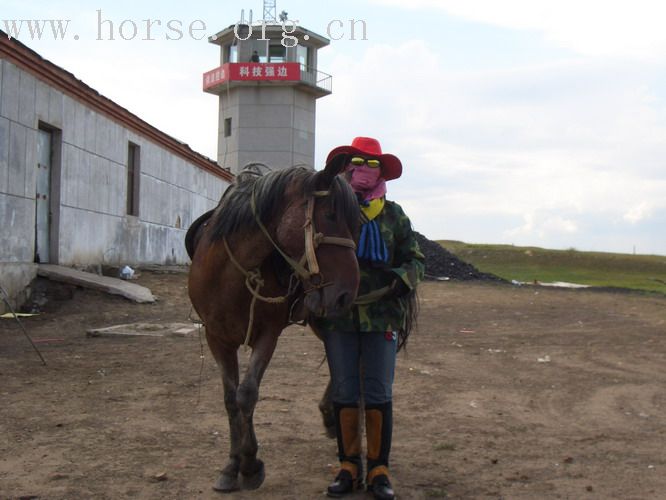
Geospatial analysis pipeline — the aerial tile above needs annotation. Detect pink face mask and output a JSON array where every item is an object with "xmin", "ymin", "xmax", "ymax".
[{"xmin": 349, "ymin": 165, "xmax": 386, "ymax": 201}]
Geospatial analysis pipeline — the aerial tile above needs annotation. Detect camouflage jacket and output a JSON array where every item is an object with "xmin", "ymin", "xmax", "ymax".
[{"xmin": 313, "ymin": 199, "xmax": 425, "ymax": 333}]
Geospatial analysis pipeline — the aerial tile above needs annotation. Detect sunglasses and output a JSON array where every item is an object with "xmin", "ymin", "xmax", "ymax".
[{"xmin": 350, "ymin": 156, "xmax": 381, "ymax": 168}]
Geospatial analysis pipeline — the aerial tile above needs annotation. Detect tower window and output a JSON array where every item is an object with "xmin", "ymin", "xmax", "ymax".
[
  {"xmin": 227, "ymin": 44, "xmax": 238, "ymax": 63},
  {"xmin": 297, "ymin": 45, "xmax": 310, "ymax": 68},
  {"xmin": 224, "ymin": 118, "xmax": 232, "ymax": 137},
  {"xmin": 269, "ymin": 44, "xmax": 286, "ymax": 63}
]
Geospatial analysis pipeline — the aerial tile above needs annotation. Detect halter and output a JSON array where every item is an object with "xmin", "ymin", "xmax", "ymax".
[
  {"xmin": 224, "ymin": 184, "xmax": 357, "ymax": 348},
  {"xmin": 250, "ymin": 187, "xmax": 356, "ymax": 290}
]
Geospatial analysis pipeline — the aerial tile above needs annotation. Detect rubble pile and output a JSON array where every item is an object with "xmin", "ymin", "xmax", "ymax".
[{"xmin": 415, "ymin": 232, "xmax": 503, "ymax": 282}]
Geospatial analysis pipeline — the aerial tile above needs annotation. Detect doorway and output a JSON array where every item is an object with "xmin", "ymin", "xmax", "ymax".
[{"xmin": 34, "ymin": 125, "xmax": 61, "ymax": 264}]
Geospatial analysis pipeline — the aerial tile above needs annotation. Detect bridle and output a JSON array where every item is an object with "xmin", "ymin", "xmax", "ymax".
[
  {"xmin": 223, "ymin": 184, "xmax": 356, "ymax": 348},
  {"xmin": 251, "ymin": 188, "xmax": 356, "ymax": 293}
]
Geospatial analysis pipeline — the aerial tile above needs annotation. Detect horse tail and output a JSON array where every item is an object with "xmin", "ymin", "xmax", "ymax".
[{"xmin": 398, "ymin": 289, "xmax": 419, "ymax": 352}]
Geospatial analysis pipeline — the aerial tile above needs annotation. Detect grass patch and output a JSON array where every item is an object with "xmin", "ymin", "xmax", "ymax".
[
  {"xmin": 433, "ymin": 442, "xmax": 457, "ymax": 452},
  {"xmin": 438, "ymin": 241, "xmax": 666, "ymax": 295}
]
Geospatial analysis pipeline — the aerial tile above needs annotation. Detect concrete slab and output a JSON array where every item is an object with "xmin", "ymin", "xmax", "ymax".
[
  {"xmin": 8, "ymin": 121, "xmax": 27, "ymax": 197},
  {"xmin": 37, "ymin": 264, "xmax": 156, "ymax": 303},
  {"xmin": 35, "ymin": 80, "xmax": 50, "ymax": 122},
  {"xmin": 0, "ymin": 116, "xmax": 9, "ymax": 193},
  {"xmin": 18, "ymin": 70, "xmax": 36, "ymax": 128},
  {"xmin": 48, "ymin": 87, "xmax": 64, "ymax": 128},
  {"xmin": 86, "ymin": 322, "xmax": 198, "ymax": 338},
  {"xmin": 0, "ymin": 61, "xmax": 20, "ymax": 122},
  {"xmin": 0, "ymin": 262, "xmax": 38, "ymax": 314}
]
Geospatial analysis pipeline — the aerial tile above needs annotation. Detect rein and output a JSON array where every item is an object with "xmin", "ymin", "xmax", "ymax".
[
  {"xmin": 225, "ymin": 184, "xmax": 356, "ymax": 349},
  {"xmin": 222, "ymin": 238, "xmax": 293, "ymax": 349}
]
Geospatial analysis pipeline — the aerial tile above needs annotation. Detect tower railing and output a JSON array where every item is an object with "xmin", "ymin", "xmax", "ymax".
[{"xmin": 299, "ymin": 64, "xmax": 332, "ymax": 93}]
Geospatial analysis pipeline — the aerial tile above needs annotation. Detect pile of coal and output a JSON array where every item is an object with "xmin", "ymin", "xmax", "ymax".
[{"xmin": 414, "ymin": 232, "xmax": 502, "ymax": 282}]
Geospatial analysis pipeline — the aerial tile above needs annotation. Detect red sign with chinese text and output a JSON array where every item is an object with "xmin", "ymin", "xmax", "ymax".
[{"xmin": 203, "ymin": 62, "xmax": 301, "ymax": 90}]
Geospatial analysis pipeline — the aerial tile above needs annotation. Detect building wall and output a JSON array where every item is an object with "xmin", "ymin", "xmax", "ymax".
[
  {"xmin": 0, "ymin": 58, "xmax": 230, "ymax": 311},
  {"xmin": 217, "ymin": 86, "xmax": 316, "ymax": 173}
]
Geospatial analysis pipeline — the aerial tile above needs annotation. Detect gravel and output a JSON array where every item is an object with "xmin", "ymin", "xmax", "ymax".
[{"xmin": 415, "ymin": 232, "xmax": 503, "ymax": 282}]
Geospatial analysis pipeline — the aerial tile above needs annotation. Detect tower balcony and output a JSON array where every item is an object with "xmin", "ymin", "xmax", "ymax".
[{"xmin": 203, "ymin": 62, "xmax": 332, "ymax": 98}]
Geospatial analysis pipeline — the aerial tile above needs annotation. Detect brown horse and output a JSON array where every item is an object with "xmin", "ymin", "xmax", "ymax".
[{"xmin": 186, "ymin": 156, "xmax": 360, "ymax": 492}]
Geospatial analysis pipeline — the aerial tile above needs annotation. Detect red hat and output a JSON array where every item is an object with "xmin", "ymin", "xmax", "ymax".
[{"xmin": 326, "ymin": 137, "xmax": 402, "ymax": 181}]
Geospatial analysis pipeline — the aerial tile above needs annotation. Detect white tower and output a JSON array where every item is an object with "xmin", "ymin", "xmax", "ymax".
[{"xmin": 204, "ymin": 13, "xmax": 332, "ymax": 174}]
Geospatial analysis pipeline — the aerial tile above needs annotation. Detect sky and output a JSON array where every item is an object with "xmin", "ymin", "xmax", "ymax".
[{"xmin": 3, "ymin": 0, "xmax": 666, "ymax": 255}]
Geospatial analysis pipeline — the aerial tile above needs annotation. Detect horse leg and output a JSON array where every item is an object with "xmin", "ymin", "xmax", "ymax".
[
  {"xmin": 211, "ymin": 344, "xmax": 243, "ymax": 492},
  {"xmin": 236, "ymin": 332, "xmax": 279, "ymax": 490},
  {"xmin": 319, "ymin": 378, "xmax": 336, "ymax": 438}
]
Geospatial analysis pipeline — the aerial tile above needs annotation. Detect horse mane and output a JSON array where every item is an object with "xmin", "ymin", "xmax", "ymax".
[{"xmin": 209, "ymin": 165, "xmax": 359, "ymax": 242}]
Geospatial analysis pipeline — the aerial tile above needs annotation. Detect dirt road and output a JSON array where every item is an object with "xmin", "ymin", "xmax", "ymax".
[{"xmin": 1, "ymin": 272, "xmax": 665, "ymax": 499}]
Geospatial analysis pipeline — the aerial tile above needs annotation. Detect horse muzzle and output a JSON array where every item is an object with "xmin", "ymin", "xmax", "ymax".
[{"xmin": 303, "ymin": 279, "xmax": 356, "ymax": 318}]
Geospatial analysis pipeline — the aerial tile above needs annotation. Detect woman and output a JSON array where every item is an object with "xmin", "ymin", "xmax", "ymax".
[{"xmin": 313, "ymin": 137, "xmax": 424, "ymax": 499}]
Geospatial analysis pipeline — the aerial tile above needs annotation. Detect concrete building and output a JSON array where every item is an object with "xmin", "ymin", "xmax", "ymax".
[
  {"xmin": 203, "ymin": 22, "xmax": 332, "ymax": 174},
  {"xmin": 0, "ymin": 32, "xmax": 233, "ymax": 312}
]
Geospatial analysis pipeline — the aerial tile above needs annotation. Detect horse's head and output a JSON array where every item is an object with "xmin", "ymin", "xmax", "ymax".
[{"xmin": 275, "ymin": 156, "xmax": 360, "ymax": 317}]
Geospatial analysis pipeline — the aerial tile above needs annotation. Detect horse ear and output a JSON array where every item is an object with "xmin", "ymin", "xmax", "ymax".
[{"xmin": 319, "ymin": 153, "xmax": 349, "ymax": 187}]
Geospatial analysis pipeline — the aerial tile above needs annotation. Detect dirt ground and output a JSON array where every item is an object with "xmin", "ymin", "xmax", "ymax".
[{"xmin": 1, "ymin": 271, "xmax": 665, "ymax": 500}]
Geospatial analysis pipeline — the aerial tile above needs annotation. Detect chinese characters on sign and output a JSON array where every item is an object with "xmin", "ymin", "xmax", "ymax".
[{"xmin": 203, "ymin": 62, "xmax": 300, "ymax": 90}]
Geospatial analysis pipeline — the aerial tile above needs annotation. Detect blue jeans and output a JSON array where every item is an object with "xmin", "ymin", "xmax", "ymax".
[{"xmin": 324, "ymin": 330, "xmax": 398, "ymax": 406}]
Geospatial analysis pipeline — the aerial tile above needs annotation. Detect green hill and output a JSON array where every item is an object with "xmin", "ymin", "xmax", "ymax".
[{"xmin": 437, "ymin": 241, "xmax": 666, "ymax": 295}]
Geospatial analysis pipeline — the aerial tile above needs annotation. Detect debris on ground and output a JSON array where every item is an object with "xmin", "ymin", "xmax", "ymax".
[
  {"xmin": 0, "ymin": 312, "xmax": 39, "ymax": 319},
  {"xmin": 87, "ymin": 322, "xmax": 198, "ymax": 338},
  {"xmin": 119, "ymin": 265, "xmax": 135, "ymax": 280}
]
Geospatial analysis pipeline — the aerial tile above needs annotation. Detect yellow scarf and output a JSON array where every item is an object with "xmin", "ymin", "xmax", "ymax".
[{"xmin": 361, "ymin": 197, "xmax": 385, "ymax": 222}]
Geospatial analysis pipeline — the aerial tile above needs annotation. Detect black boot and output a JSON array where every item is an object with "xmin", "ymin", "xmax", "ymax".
[
  {"xmin": 365, "ymin": 402, "xmax": 395, "ymax": 500},
  {"xmin": 327, "ymin": 469, "xmax": 359, "ymax": 498},
  {"xmin": 327, "ymin": 404, "xmax": 363, "ymax": 497},
  {"xmin": 368, "ymin": 473, "xmax": 395, "ymax": 500}
]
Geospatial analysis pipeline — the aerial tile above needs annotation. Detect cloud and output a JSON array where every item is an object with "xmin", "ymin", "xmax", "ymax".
[
  {"xmin": 506, "ymin": 213, "xmax": 578, "ymax": 238},
  {"xmin": 623, "ymin": 202, "xmax": 653, "ymax": 224},
  {"xmin": 370, "ymin": 0, "xmax": 666, "ymax": 59},
  {"xmin": 317, "ymin": 37, "xmax": 666, "ymax": 252}
]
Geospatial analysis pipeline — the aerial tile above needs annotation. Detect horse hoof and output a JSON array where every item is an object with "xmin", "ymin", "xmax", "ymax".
[
  {"xmin": 213, "ymin": 473, "xmax": 239, "ymax": 492},
  {"xmin": 240, "ymin": 459, "xmax": 265, "ymax": 490}
]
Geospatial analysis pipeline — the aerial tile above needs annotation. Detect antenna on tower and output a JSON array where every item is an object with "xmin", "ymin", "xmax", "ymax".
[{"xmin": 263, "ymin": 0, "xmax": 277, "ymax": 23}]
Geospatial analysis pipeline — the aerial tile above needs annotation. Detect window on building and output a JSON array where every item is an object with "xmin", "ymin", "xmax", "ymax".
[
  {"xmin": 269, "ymin": 44, "xmax": 286, "ymax": 63},
  {"xmin": 224, "ymin": 118, "xmax": 232, "ymax": 137},
  {"xmin": 227, "ymin": 44, "xmax": 238, "ymax": 63},
  {"xmin": 126, "ymin": 142, "xmax": 140, "ymax": 216},
  {"xmin": 251, "ymin": 40, "xmax": 268, "ymax": 62},
  {"xmin": 297, "ymin": 45, "xmax": 310, "ymax": 68}
]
